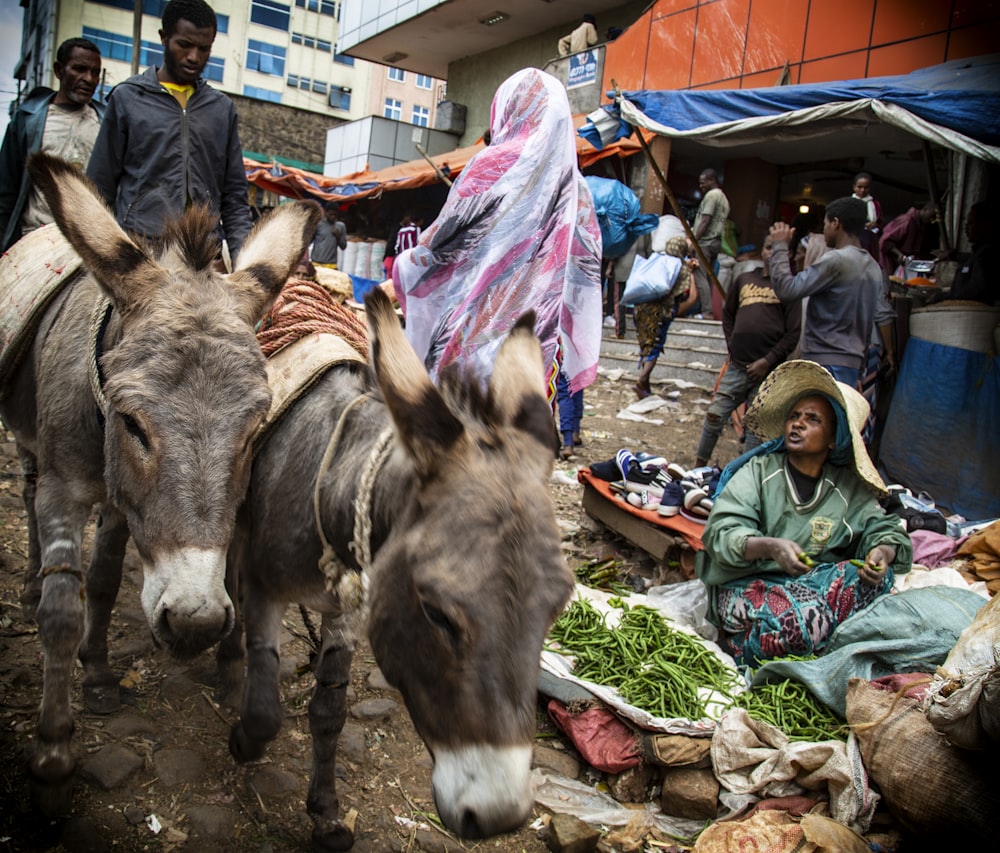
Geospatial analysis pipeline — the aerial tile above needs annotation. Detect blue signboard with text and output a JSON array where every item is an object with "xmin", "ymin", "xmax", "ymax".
[{"xmin": 567, "ymin": 50, "xmax": 598, "ymax": 90}]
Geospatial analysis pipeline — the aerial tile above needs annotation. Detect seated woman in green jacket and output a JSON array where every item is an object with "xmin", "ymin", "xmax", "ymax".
[{"xmin": 697, "ymin": 359, "xmax": 912, "ymax": 666}]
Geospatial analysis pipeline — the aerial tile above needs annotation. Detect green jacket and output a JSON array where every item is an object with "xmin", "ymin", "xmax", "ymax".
[{"xmin": 697, "ymin": 452, "xmax": 912, "ymax": 589}]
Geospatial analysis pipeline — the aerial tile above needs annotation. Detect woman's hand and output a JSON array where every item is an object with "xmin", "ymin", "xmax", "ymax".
[
  {"xmin": 745, "ymin": 537, "xmax": 813, "ymax": 577},
  {"xmin": 857, "ymin": 545, "xmax": 896, "ymax": 587}
]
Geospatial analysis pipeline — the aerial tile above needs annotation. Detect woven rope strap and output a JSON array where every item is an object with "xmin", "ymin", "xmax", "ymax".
[
  {"xmin": 313, "ymin": 393, "xmax": 371, "ymax": 598},
  {"xmin": 88, "ymin": 296, "xmax": 112, "ymax": 418},
  {"xmin": 351, "ymin": 426, "xmax": 394, "ymax": 575}
]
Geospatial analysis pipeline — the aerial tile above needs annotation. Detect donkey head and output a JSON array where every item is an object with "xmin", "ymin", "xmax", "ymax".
[
  {"xmin": 28, "ymin": 153, "xmax": 321, "ymax": 656},
  {"xmin": 363, "ymin": 289, "xmax": 574, "ymax": 838}
]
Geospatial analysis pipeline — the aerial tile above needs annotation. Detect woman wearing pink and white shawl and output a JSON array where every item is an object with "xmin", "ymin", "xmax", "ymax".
[{"xmin": 392, "ymin": 68, "xmax": 603, "ymax": 396}]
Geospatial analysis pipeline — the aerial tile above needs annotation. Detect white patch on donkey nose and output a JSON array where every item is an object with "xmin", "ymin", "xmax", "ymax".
[
  {"xmin": 431, "ymin": 744, "xmax": 533, "ymax": 837},
  {"xmin": 140, "ymin": 547, "xmax": 232, "ymax": 646}
]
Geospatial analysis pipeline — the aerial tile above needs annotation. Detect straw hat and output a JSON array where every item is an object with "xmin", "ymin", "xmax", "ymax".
[{"xmin": 745, "ymin": 360, "xmax": 887, "ymax": 496}]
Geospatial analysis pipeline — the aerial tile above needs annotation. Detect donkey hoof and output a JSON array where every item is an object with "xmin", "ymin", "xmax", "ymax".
[
  {"xmin": 228, "ymin": 722, "xmax": 266, "ymax": 763},
  {"xmin": 83, "ymin": 682, "xmax": 121, "ymax": 715},
  {"xmin": 312, "ymin": 823, "xmax": 354, "ymax": 851},
  {"xmin": 19, "ymin": 589, "xmax": 40, "ymax": 622}
]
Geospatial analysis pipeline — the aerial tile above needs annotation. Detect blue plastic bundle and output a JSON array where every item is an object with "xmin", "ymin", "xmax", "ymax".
[{"xmin": 584, "ymin": 176, "xmax": 659, "ymax": 259}]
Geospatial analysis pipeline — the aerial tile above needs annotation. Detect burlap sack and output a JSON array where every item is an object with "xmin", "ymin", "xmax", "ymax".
[{"xmin": 846, "ymin": 678, "xmax": 997, "ymax": 844}]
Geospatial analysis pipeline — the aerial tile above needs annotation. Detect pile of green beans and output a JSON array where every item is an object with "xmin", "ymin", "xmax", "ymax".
[
  {"xmin": 547, "ymin": 599, "xmax": 742, "ymax": 721},
  {"xmin": 734, "ymin": 679, "xmax": 849, "ymax": 742}
]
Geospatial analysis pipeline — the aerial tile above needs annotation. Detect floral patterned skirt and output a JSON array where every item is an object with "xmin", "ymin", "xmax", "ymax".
[{"xmin": 714, "ymin": 561, "xmax": 894, "ymax": 667}]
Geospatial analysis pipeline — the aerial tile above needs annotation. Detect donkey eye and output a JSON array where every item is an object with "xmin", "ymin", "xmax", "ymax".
[
  {"xmin": 121, "ymin": 413, "xmax": 149, "ymax": 450},
  {"xmin": 421, "ymin": 602, "xmax": 459, "ymax": 646}
]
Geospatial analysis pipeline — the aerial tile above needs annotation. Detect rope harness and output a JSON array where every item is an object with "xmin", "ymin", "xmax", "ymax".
[{"xmin": 257, "ymin": 279, "xmax": 391, "ymax": 609}]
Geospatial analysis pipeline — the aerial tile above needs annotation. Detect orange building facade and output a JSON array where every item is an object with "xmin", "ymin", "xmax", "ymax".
[
  {"xmin": 604, "ymin": 0, "xmax": 997, "ymax": 94},
  {"xmin": 595, "ymin": 0, "xmax": 997, "ymax": 245}
]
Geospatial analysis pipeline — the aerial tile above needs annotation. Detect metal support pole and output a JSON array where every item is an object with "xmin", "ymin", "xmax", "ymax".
[{"xmin": 612, "ymin": 81, "xmax": 726, "ymax": 301}]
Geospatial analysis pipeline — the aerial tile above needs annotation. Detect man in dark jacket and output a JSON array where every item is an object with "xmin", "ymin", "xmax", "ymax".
[
  {"xmin": 86, "ymin": 0, "xmax": 252, "ymax": 262},
  {"xmin": 695, "ymin": 235, "xmax": 802, "ymax": 467},
  {"xmin": 0, "ymin": 37, "xmax": 104, "ymax": 251}
]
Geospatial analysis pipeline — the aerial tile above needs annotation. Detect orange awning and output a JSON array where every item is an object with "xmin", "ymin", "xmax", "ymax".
[{"xmin": 245, "ymin": 115, "xmax": 648, "ymax": 203}]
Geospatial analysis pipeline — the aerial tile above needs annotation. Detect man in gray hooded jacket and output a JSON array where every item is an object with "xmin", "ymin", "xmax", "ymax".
[{"xmin": 86, "ymin": 0, "xmax": 251, "ymax": 262}]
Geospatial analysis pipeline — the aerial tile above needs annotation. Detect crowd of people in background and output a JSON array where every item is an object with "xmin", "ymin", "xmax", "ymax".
[{"xmin": 1, "ymin": 2, "xmax": 995, "ymax": 485}]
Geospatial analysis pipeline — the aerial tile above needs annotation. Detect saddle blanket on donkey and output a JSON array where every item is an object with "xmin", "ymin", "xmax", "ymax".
[{"xmin": 0, "ymin": 225, "xmax": 84, "ymax": 390}]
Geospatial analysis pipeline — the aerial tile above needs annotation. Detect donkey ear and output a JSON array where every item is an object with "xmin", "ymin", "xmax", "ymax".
[
  {"xmin": 489, "ymin": 311, "xmax": 555, "ymax": 451},
  {"xmin": 228, "ymin": 200, "xmax": 322, "ymax": 324},
  {"xmin": 364, "ymin": 288, "xmax": 464, "ymax": 477},
  {"xmin": 27, "ymin": 152, "xmax": 161, "ymax": 313}
]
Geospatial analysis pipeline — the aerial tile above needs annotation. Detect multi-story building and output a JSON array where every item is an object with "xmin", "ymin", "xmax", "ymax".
[{"xmin": 11, "ymin": 0, "xmax": 445, "ymax": 172}]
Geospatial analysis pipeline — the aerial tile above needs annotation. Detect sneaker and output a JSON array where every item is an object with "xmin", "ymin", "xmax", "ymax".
[
  {"xmin": 657, "ymin": 481, "xmax": 684, "ymax": 517},
  {"xmin": 626, "ymin": 468, "xmax": 671, "ymax": 499},
  {"xmin": 589, "ymin": 457, "xmax": 621, "ymax": 482},
  {"xmin": 627, "ymin": 490, "xmax": 660, "ymax": 511},
  {"xmin": 635, "ymin": 453, "xmax": 668, "ymax": 469},
  {"xmin": 666, "ymin": 462, "xmax": 688, "ymax": 482},
  {"xmin": 683, "ymin": 486, "xmax": 709, "ymax": 510},
  {"xmin": 615, "ymin": 449, "xmax": 636, "ymax": 483},
  {"xmin": 680, "ymin": 506, "xmax": 708, "ymax": 524},
  {"xmin": 603, "ymin": 315, "xmax": 616, "ymax": 328}
]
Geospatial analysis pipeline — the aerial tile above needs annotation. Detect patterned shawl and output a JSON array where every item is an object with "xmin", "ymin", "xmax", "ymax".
[{"xmin": 393, "ymin": 68, "xmax": 603, "ymax": 393}]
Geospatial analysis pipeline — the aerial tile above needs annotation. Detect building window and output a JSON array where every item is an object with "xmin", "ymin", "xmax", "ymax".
[
  {"xmin": 250, "ymin": 0, "xmax": 290, "ymax": 31},
  {"xmin": 295, "ymin": 0, "xmax": 337, "ymax": 15},
  {"xmin": 383, "ymin": 98, "xmax": 401, "ymax": 120},
  {"xmin": 141, "ymin": 40, "xmax": 162, "ymax": 68},
  {"xmin": 287, "ymin": 74, "xmax": 299, "ymax": 87},
  {"xmin": 243, "ymin": 85, "xmax": 282, "ymax": 104},
  {"xmin": 298, "ymin": 76, "xmax": 312, "ymax": 90},
  {"xmin": 330, "ymin": 89, "xmax": 350, "ymax": 111},
  {"xmin": 415, "ymin": 73, "xmax": 432, "ymax": 90},
  {"xmin": 312, "ymin": 80, "xmax": 328, "ymax": 94},
  {"xmin": 291, "ymin": 33, "xmax": 331, "ymax": 52},
  {"xmin": 247, "ymin": 40, "xmax": 286, "ymax": 76},
  {"xmin": 412, "ymin": 105, "xmax": 429, "ymax": 127},
  {"xmin": 387, "ymin": 67, "xmax": 404, "ymax": 82},
  {"xmin": 90, "ymin": 0, "xmax": 226, "ymax": 30},
  {"xmin": 82, "ymin": 27, "xmax": 132, "ymax": 63},
  {"xmin": 333, "ymin": 51, "xmax": 354, "ymax": 66}
]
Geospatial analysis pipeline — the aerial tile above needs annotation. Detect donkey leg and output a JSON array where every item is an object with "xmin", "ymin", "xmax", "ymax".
[
  {"xmin": 307, "ymin": 612, "xmax": 357, "ymax": 852},
  {"xmin": 15, "ymin": 444, "xmax": 42, "ymax": 619},
  {"xmin": 229, "ymin": 593, "xmax": 284, "ymax": 763},
  {"xmin": 216, "ymin": 522, "xmax": 247, "ymax": 710},
  {"xmin": 31, "ymin": 489, "xmax": 90, "ymax": 815},
  {"xmin": 79, "ymin": 505, "xmax": 130, "ymax": 714}
]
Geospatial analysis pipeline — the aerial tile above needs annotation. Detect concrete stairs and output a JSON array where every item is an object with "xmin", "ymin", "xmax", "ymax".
[{"xmin": 599, "ymin": 315, "xmax": 727, "ymax": 393}]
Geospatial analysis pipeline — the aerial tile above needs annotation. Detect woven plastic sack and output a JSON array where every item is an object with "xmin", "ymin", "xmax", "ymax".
[
  {"xmin": 846, "ymin": 678, "xmax": 997, "ymax": 845},
  {"xmin": 925, "ymin": 592, "xmax": 1000, "ymax": 750},
  {"xmin": 620, "ymin": 253, "xmax": 682, "ymax": 306}
]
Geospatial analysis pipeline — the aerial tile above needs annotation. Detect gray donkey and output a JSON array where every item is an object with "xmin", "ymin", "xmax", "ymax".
[
  {"xmin": 0, "ymin": 152, "xmax": 320, "ymax": 813},
  {"xmin": 227, "ymin": 289, "xmax": 574, "ymax": 850}
]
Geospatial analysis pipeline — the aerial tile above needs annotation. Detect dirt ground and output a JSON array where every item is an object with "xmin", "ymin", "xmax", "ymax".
[{"xmin": 0, "ymin": 368, "xmax": 742, "ymax": 853}]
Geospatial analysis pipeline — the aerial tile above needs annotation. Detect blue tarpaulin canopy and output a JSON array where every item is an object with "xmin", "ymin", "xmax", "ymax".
[{"xmin": 580, "ymin": 54, "xmax": 1000, "ymax": 164}]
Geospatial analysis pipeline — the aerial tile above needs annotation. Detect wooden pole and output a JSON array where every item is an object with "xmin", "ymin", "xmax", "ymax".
[
  {"xmin": 415, "ymin": 144, "xmax": 452, "ymax": 187},
  {"xmin": 611, "ymin": 81, "xmax": 726, "ymax": 301},
  {"xmin": 922, "ymin": 140, "xmax": 951, "ymax": 253},
  {"xmin": 131, "ymin": 0, "xmax": 144, "ymax": 76}
]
